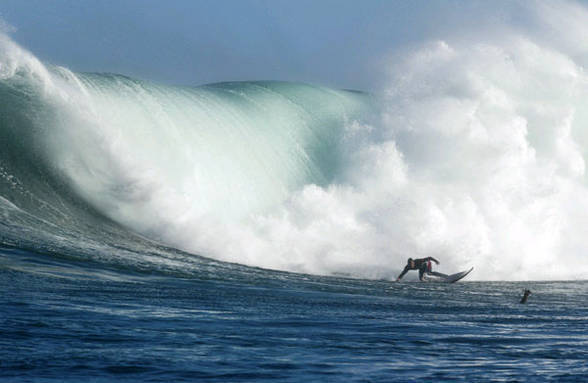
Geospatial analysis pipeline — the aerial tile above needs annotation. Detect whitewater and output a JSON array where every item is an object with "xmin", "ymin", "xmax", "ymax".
[{"xmin": 2, "ymin": 18, "xmax": 588, "ymax": 280}]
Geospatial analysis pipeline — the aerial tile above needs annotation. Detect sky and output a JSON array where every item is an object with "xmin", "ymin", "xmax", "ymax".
[
  {"xmin": 2, "ymin": 1, "xmax": 587, "ymax": 90},
  {"xmin": 0, "ymin": 0, "xmax": 533, "ymax": 91}
]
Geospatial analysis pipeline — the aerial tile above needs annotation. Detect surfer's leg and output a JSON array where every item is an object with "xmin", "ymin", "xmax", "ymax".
[
  {"xmin": 426, "ymin": 262, "xmax": 447, "ymax": 278},
  {"xmin": 418, "ymin": 265, "xmax": 426, "ymax": 281}
]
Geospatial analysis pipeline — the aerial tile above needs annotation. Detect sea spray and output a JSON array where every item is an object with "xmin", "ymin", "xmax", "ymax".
[{"xmin": 184, "ymin": 5, "xmax": 588, "ymax": 280}]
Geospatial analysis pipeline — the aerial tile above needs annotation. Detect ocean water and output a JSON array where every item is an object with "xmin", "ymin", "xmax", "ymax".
[
  {"xmin": 3, "ymin": 4, "xmax": 588, "ymax": 381},
  {"xmin": 2, "ymin": 246, "xmax": 587, "ymax": 382}
]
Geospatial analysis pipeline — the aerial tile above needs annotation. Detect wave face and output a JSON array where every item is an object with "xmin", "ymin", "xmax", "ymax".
[
  {"xmin": 0, "ymin": 32, "xmax": 374, "ymax": 275},
  {"xmin": 2, "ymin": 1, "xmax": 588, "ymax": 281}
]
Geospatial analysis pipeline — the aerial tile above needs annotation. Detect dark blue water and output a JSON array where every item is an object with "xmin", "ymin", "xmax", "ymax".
[{"xmin": 2, "ymin": 246, "xmax": 587, "ymax": 382}]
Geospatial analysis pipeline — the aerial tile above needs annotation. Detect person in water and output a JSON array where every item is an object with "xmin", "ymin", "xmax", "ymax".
[{"xmin": 396, "ymin": 257, "xmax": 446, "ymax": 281}]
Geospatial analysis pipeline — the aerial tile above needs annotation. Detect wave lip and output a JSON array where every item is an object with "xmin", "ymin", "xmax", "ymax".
[{"xmin": 0, "ymin": 32, "xmax": 373, "ymax": 275}]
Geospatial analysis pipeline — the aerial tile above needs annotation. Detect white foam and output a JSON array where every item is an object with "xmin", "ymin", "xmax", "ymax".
[{"xmin": 172, "ymin": 2, "xmax": 588, "ymax": 280}]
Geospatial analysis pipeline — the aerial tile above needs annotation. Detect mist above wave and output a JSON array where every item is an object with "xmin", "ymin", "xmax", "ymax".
[{"xmin": 194, "ymin": 1, "xmax": 588, "ymax": 280}]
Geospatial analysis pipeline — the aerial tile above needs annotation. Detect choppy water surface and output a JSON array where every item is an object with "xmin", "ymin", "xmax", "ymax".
[{"xmin": 2, "ymin": 247, "xmax": 586, "ymax": 382}]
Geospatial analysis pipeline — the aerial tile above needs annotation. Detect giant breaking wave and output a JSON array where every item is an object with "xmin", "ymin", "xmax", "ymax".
[{"xmin": 2, "ymin": 1, "xmax": 588, "ymax": 280}]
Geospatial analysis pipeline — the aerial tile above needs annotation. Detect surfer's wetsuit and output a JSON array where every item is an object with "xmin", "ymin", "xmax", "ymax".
[{"xmin": 396, "ymin": 257, "xmax": 445, "ymax": 281}]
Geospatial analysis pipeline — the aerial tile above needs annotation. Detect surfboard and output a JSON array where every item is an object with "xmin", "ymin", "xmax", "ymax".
[
  {"xmin": 421, "ymin": 267, "xmax": 473, "ymax": 283},
  {"xmin": 444, "ymin": 267, "xmax": 474, "ymax": 283}
]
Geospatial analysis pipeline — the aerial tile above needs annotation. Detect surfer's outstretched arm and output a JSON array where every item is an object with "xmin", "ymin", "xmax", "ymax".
[
  {"xmin": 427, "ymin": 257, "xmax": 440, "ymax": 265},
  {"xmin": 396, "ymin": 266, "xmax": 410, "ymax": 281}
]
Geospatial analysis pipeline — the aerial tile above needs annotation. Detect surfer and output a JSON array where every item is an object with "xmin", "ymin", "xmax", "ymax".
[
  {"xmin": 396, "ymin": 257, "xmax": 446, "ymax": 281},
  {"xmin": 520, "ymin": 289, "xmax": 531, "ymax": 304}
]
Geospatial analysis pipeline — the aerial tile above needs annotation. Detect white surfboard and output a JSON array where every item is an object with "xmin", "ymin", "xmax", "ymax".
[
  {"xmin": 422, "ymin": 267, "xmax": 473, "ymax": 283},
  {"xmin": 444, "ymin": 267, "xmax": 474, "ymax": 283}
]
